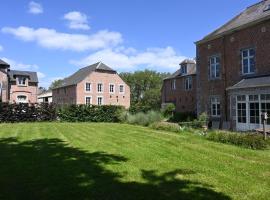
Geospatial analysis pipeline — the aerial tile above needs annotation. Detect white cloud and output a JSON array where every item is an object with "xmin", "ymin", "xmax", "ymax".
[
  {"xmin": 2, "ymin": 26, "xmax": 123, "ymax": 51},
  {"xmin": 37, "ymin": 71, "xmax": 45, "ymax": 79},
  {"xmin": 0, "ymin": 45, "xmax": 3, "ymax": 51},
  {"xmin": 28, "ymin": 1, "xmax": 43, "ymax": 14},
  {"xmin": 0, "ymin": 57, "xmax": 39, "ymax": 70},
  {"xmin": 71, "ymin": 46, "xmax": 186, "ymax": 71},
  {"xmin": 64, "ymin": 11, "xmax": 90, "ymax": 30}
]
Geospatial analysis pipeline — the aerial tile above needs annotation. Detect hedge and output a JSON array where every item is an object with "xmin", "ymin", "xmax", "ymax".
[
  {"xmin": 0, "ymin": 103, "xmax": 57, "ymax": 122},
  {"xmin": 58, "ymin": 104, "xmax": 124, "ymax": 122}
]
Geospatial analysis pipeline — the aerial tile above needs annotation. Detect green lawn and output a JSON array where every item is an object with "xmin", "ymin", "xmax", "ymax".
[{"xmin": 0, "ymin": 123, "xmax": 269, "ymax": 200}]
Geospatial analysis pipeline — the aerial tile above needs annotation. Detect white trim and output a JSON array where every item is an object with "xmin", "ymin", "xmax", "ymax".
[
  {"xmin": 97, "ymin": 96, "xmax": 104, "ymax": 105},
  {"xmin": 210, "ymin": 96, "xmax": 221, "ymax": 117},
  {"xmin": 109, "ymin": 83, "xmax": 115, "ymax": 94},
  {"xmin": 16, "ymin": 95, "xmax": 28, "ymax": 103},
  {"xmin": 209, "ymin": 55, "xmax": 221, "ymax": 79},
  {"xmin": 241, "ymin": 48, "xmax": 255, "ymax": 75},
  {"xmin": 85, "ymin": 96, "xmax": 92, "ymax": 105},
  {"xmin": 184, "ymin": 77, "xmax": 192, "ymax": 91},
  {"xmin": 97, "ymin": 83, "xmax": 103, "ymax": 93},
  {"xmin": 96, "ymin": 61, "xmax": 102, "ymax": 69},
  {"xmin": 85, "ymin": 82, "xmax": 92, "ymax": 93},
  {"xmin": 119, "ymin": 84, "xmax": 125, "ymax": 94}
]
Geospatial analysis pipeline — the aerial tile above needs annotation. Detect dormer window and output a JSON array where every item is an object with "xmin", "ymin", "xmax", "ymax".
[
  {"xmin": 181, "ymin": 65, "xmax": 187, "ymax": 74},
  {"xmin": 17, "ymin": 76, "xmax": 27, "ymax": 86},
  {"xmin": 263, "ymin": 4, "xmax": 270, "ymax": 12}
]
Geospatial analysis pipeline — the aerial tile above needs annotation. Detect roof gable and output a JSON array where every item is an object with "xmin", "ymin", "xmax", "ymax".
[{"xmin": 197, "ymin": 0, "xmax": 270, "ymax": 44}]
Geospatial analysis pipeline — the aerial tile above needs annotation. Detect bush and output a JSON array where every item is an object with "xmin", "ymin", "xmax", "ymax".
[
  {"xmin": 0, "ymin": 103, "xmax": 57, "ymax": 122},
  {"xmin": 126, "ymin": 111, "xmax": 162, "ymax": 126},
  {"xmin": 150, "ymin": 122, "xmax": 181, "ymax": 133},
  {"xmin": 162, "ymin": 103, "xmax": 175, "ymax": 118},
  {"xmin": 206, "ymin": 131, "xmax": 269, "ymax": 150},
  {"xmin": 169, "ymin": 112, "xmax": 196, "ymax": 122},
  {"xmin": 58, "ymin": 105, "xmax": 124, "ymax": 122}
]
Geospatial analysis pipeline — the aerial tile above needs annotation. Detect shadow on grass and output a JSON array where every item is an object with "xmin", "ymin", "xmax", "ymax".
[{"xmin": 0, "ymin": 137, "xmax": 230, "ymax": 200}]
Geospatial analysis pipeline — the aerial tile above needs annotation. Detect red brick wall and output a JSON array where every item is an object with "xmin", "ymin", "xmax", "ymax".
[
  {"xmin": 9, "ymin": 81, "xmax": 38, "ymax": 103},
  {"xmin": 0, "ymin": 69, "xmax": 9, "ymax": 102},
  {"xmin": 162, "ymin": 75, "xmax": 197, "ymax": 113},
  {"xmin": 196, "ymin": 20, "xmax": 270, "ymax": 120}
]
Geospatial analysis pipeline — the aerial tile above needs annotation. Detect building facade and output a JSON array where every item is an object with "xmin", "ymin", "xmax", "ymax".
[
  {"xmin": 38, "ymin": 90, "xmax": 53, "ymax": 103},
  {"xmin": 196, "ymin": 0, "xmax": 270, "ymax": 130},
  {"xmin": 161, "ymin": 59, "xmax": 197, "ymax": 113},
  {"xmin": 0, "ymin": 59, "xmax": 38, "ymax": 103},
  {"xmin": 52, "ymin": 62, "xmax": 130, "ymax": 108}
]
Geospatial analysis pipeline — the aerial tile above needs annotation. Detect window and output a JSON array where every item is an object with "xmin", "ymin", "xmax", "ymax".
[
  {"xmin": 211, "ymin": 97, "xmax": 220, "ymax": 117},
  {"xmin": 17, "ymin": 95, "xmax": 27, "ymax": 103},
  {"xmin": 85, "ymin": 83, "xmax": 91, "ymax": 92},
  {"xmin": 261, "ymin": 94, "xmax": 270, "ymax": 125},
  {"xmin": 109, "ymin": 84, "xmax": 115, "ymax": 93},
  {"xmin": 171, "ymin": 79, "xmax": 176, "ymax": 90},
  {"xmin": 119, "ymin": 84, "xmax": 124, "ymax": 93},
  {"xmin": 181, "ymin": 65, "xmax": 187, "ymax": 74},
  {"xmin": 184, "ymin": 77, "xmax": 192, "ymax": 90},
  {"xmin": 209, "ymin": 56, "xmax": 221, "ymax": 79},
  {"xmin": 249, "ymin": 95, "xmax": 259, "ymax": 124},
  {"xmin": 85, "ymin": 96, "xmax": 92, "ymax": 105},
  {"xmin": 18, "ymin": 77, "xmax": 27, "ymax": 86},
  {"xmin": 97, "ymin": 83, "xmax": 103, "ymax": 93},
  {"xmin": 242, "ymin": 48, "xmax": 255, "ymax": 75},
  {"xmin": 97, "ymin": 96, "xmax": 103, "ymax": 105}
]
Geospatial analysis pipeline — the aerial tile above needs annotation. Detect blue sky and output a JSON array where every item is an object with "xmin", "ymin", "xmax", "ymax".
[{"xmin": 0, "ymin": 0, "xmax": 258, "ymax": 88}]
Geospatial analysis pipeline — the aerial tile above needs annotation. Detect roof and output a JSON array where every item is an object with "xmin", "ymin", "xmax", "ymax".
[
  {"xmin": 197, "ymin": 0, "xmax": 270, "ymax": 44},
  {"xmin": 227, "ymin": 75, "xmax": 270, "ymax": 90},
  {"xmin": 8, "ymin": 70, "xmax": 38, "ymax": 83},
  {"xmin": 164, "ymin": 60, "xmax": 196, "ymax": 80},
  {"xmin": 54, "ymin": 62, "xmax": 116, "ymax": 89},
  {"xmin": 38, "ymin": 90, "xmax": 52, "ymax": 98},
  {"xmin": 0, "ymin": 59, "xmax": 10, "ymax": 67}
]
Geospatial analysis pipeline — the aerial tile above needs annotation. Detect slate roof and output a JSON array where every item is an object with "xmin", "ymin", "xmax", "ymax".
[
  {"xmin": 197, "ymin": 0, "xmax": 270, "ymax": 44},
  {"xmin": 54, "ymin": 62, "xmax": 116, "ymax": 89},
  {"xmin": 0, "ymin": 59, "xmax": 10, "ymax": 67},
  {"xmin": 164, "ymin": 60, "xmax": 196, "ymax": 80},
  {"xmin": 227, "ymin": 75, "xmax": 270, "ymax": 90},
  {"xmin": 8, "ymin": 70, "xmax": 38, "ymax": 83}
]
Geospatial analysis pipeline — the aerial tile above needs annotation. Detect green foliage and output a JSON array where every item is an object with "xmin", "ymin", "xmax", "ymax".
[
  {"xmin": 120, "ymin": 70, "xmax": 170, "ymax": 113},
  {"xmin": 206, "ymin": 131, "xmax": 269, "ymax": 150},
  {"xmin": 58, "ymin": 105, "xmax": 124, "ymax": 122},
  {"xmin": 126, "ymin": 110, "xmax": 162, "ymax": 126},
  {"xmin": 162, "ymin": 103, "xmax": 175, "ymax": 117},
  {"xmin": 150, "ymin": 122, "xmax": 181, "ymax": 133},
  {"xmin": 169, "ymin": 112, "xmax": 196, "ymax": 122},
  {"xmin": 49, "ymin": 79, "xmax": 63, "ymax": 90}
]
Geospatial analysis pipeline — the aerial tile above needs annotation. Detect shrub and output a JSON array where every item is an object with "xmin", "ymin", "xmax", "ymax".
[
  {"xmin": 126, "ymin": 111, "xmax": 162, "ymax": 126},
  {"xmin": 58, "ymin": 105, "xmax": 124, "ymax": 122},
  {"xmin": 162, "ymin": 103, "xmax": 175, "ymax": 118},
  {"xmin": 206, "ymin": 131, "xmax": 269, "ymax": 150},
  {"xmin": 0, "ymin": 103, "xmax": 57, "ymax": 122},
  {"xmin": 150, "ymin": 122, "xmax": 181, "ymax": 133},
  {"xmin": 169, "ymin": 112, "xmax": 196, "ymax": 122}
]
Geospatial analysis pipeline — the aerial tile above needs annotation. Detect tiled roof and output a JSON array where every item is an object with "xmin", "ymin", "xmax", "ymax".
[
  {"xmin": 0, "ymin": 59, "xmax": 10, "ymax": 66},
  {"xmin": 197, "ymin": 0, "xmax": 270, "ymax": 43},
  {"xmin": 164, "ymin": 61, "xmax": 196, "ymax": 80},
  {"xmin": 227, "ymin": 74, "xmax": 270, "ymax": 90},
  {"xmin": 54, "ymin": 62, "xmax": 116, "ymax": 89},
  {"xmin": 8, "ymin": 70, "xmax": 38, "ymax": 83}
]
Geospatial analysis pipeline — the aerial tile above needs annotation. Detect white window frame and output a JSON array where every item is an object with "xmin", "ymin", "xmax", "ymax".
[
  {"xmin": 17, "ymin": 95, "xmax": 28, "ymax": 103},
  {"xmin": 241, "ymin": 48, "xmax": 255, "ymax": 75},
  {"xmin": 109, "ymin": 83, "xmax": 115, "ymax": 94},
  {"xmin": 85, "ymin": 96, "xmax": 92, "ymax": 105},
  {"xmin": 181, "ymin": 65, "xmax": 187, "ymax": 74},
  {"xmin": 210, "ymin": 97, "xmax": 221, "ymax": 117},
  {"xmin": 184, "ymin": 77, "xmax": 192, "ymax": 91},
  {"xmin": 97, "ymin": 96, "xmax": 104, "ymax": 106},
  {"xmin": 85, "ymin": 82, "xmax": 92, "ymax": 93},
  {"xmin": 17, "ymin": 76, "xmax": 27, "ymax": 86},
  {"xmin": 171, "ymin": 79, "xmax": 176, "ymax": 90},
  {"xmin": 97, "ymin": 83, "xmax": 103, "ymax": 93},
  {"xmin": 119, "ymin": 84, "xmax": 125, "ymax": 94},
  {"xmin": 209, "ymin": 56, "xmax": 221, "ymax": 79}
]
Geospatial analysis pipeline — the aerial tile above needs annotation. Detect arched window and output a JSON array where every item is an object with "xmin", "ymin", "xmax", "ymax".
[{"xmin": 17, "ymin": 95, "xmax": 27, "ymax": 103}]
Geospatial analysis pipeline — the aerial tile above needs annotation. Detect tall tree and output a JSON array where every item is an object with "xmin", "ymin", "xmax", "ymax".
[
  {"xmin": 120, "ymin": 70, "xmax": 170, "ymax": 113},
  {"xmin": 49, "ymin": 79, "xmax": 63, "ymax": 90}
]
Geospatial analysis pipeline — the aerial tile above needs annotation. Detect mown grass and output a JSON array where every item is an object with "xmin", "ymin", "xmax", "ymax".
[{"xmin": 0, "ymin": 122, "xmax": 269, "ymax": 200}]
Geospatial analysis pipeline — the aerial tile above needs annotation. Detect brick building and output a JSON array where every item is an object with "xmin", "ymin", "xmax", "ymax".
[
  {"xmin": 161, "ymin": 59, "xmax": 196, "ymax": 113},
  {"xmin": 0, "ymin": 59, "xmax": 38, "ymax": 103},
  {"xmin": 52, "ymin": 62, "xmax": 130, "ymax": 108},
  {"xmin": 196, "ymin": 0, "xmax": 270, "ymax": 130}
]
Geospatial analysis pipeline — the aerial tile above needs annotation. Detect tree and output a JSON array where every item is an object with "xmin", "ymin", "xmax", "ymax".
[
  {"xmin": 120, "ymin": 70, "xmax": 170, "ymax": 113},
  {"xmin": 49, "ymin": 79, "xmax": 63, "ymax": 90}
]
